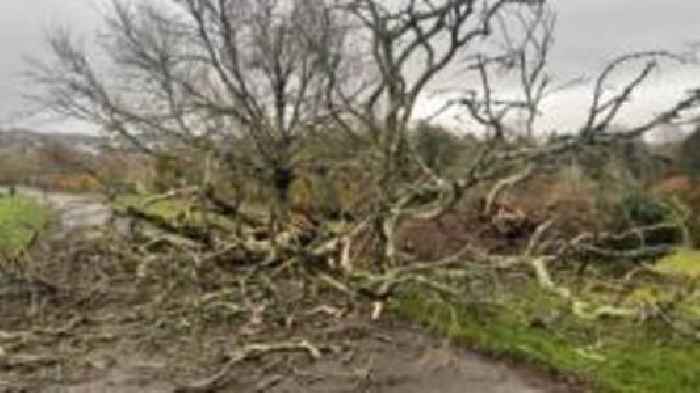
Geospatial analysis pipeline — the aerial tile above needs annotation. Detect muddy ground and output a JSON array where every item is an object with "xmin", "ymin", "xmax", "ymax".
[
  {"xmin": 1, "ymin": 314, "xmax": 581, "ymax": 393},
  {"xmin": 0, "ymin": 188, "xmax": 584, "ymax": 393}
]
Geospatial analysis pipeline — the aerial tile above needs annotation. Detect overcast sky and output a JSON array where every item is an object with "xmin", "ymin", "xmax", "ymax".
[{"xmin": 0, "ymin": 0, "xmax": 698, "ymax": 135}]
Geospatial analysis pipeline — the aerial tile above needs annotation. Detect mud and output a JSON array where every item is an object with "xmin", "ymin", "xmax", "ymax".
[{"xmin": 3, "ymin": 321, "xmax": 581, "ymax": 393}]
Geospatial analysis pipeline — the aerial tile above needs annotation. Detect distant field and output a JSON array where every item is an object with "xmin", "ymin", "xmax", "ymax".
[{"xmin": 0, "ymin": 194, "xmax": 49, "ymax": 254}]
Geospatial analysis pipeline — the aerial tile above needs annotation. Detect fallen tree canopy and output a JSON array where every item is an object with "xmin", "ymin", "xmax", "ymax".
[{"xmin": 17, "ymin": 0, "xmax": 700, "ymax": 390}]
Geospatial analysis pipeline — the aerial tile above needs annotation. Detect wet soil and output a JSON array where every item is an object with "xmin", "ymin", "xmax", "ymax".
[{"xmin": 1, "ymin": 321, "xmax": 582, "ymax": 393}]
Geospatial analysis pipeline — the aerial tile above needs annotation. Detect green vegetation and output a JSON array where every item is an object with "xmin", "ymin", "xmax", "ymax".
[
  {"xmin": 680, "ymin": 128, "xmax": 700, "ymax": 181},
  {"xmin": 0, "ymin": 194, "xmax": 49, "ymax": 254},
  {"xmin": 395, "ymin": 273, "xmax": 700, "ymax": 393},
  {"xmin": 112, "ymin": 193, "xmax": 262, "ymax": 230},
  {"xmin": 653, "ymin": 248, "xmax": 700, "ymax": 279},
  {"xmin": 114, "ymin": 194, "xmax": 190, "ymax": 220}
]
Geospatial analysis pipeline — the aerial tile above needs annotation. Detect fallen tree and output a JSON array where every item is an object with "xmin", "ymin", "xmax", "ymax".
[{"xmin": 22, "ymin": 0, "xmax": 700, "ymax": 387}]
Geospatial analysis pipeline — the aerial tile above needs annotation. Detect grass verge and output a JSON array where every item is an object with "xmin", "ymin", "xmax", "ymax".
[
  {"xmin": 394, "ymin": 279, "xmax": 700, "ymax": 393},
  {"xmin": 0, "ymin": 194, "xmax": 50, "ymax": 254}
]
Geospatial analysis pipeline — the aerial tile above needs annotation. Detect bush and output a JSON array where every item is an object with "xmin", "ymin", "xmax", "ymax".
[
  {"xmin": 411, "ymin": 122, "xmax": 464, "ymax": 176},
  {"xmin": 652, "ymin": 175, "xmax": 700, "ymax": 247},
  {"xmin": 617, "ymin": 191, "xmax": 672, "ymax": 227},
  {"xmin": 679, "ymin": 127, "xmax": 700, "ymax": 180},
  {"xmin": 603, "ymin": 189, "xmax": 682, "ymax": 249},
  {"xmin": 513, "ymin": 171, "xmax": 682, "ymax": 251}
]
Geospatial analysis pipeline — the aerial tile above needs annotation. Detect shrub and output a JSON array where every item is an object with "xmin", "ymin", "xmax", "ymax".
[
  {"xmin": 617, "ymin": 190, "xmax": 671, "ymax": 227},
  {"xmin": 679, "ymin": 127, "xmax": 700, "ymax": 180},
  {"xmin": 410, "ymin": 122, "xmax": 466, "ymax": 176},
  {"xmin": 652, "ymin": 175, "xmax": 700, "ymax": 247},
  {"xmin": 153, "ymin": 156, "xmax": 186, "ymax": 192},
  {"xmin": 600, "ymin": 189, "xmax": 683, "ymax": 249},
  {"xmin": 513, "ymin": 170, "xmax": 682, "ymax": 251},
  {"xmin": 513, "ymin": 172, "xmax": 605, "ymax": 238}
]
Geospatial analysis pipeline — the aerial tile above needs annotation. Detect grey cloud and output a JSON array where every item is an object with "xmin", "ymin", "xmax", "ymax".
[
  {"xmin": 0, "ymin": 0, "xmax": 101, "ymax": 130},
  {"xmin": 553, "ymin": 0, "xmax": 700, "ymax": 74},
  {"xmin": 0, "ymin": 0, "xmax": 698, "ymax": 132}
]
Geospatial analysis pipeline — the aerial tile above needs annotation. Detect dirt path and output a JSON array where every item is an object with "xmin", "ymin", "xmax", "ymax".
[
  {"xmin": 26, "ymin": 322, "xmax": 577, "ymax": 393},
  {"xmin": 1, "ymin": 186, "xmax": 122, "ymax": 238},
  {"xmin": 1, "ymin": 319, "xmax": 579, "ymax": 393},
  {"xmin": 3, "ymin": 187, "xmax": 110, "ymax": 227},
  {"xmin": 0, "ymin": 188, "xmax": 581, "ymax": 393}
]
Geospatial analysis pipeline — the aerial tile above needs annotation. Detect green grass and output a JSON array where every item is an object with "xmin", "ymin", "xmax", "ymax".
[
  {"xmin": 114, "ymin": 194, "xmax": 190, "ymax": 220},
  {"xmin": 653, "ymin": 248, "xmax": 700, "ymax": 279},
  {"xmin": 0, "ymin": 195, "xmax": 49, "ymax": 254},
  {"xmin": 113, "ymin": 193, "xmax": 269, "ymax": 229},
  {"xmin": 394, "ymin": 281, "xmax": 700, "ymax": 393}
]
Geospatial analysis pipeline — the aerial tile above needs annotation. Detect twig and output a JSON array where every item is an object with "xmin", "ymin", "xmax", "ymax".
[
  {"xmin": 0, "ymin": 354, "xmax": 60, "ymax": 371},
  {"xmin": 484, "ymin": 164, "xmax": 534, "ymax": 215},
  {"xmin": 174, "ymin": 340, "xmax": 322, "ymax": 393}
]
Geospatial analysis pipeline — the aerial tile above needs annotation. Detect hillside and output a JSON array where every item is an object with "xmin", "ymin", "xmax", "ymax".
[{"xmin": 0, "ymin": 128, "xmax": 106, "ymax": 155}]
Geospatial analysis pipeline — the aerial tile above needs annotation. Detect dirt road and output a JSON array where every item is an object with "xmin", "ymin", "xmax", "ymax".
[
  {"xmin": 1, "ymin": 186, "xmax": 119, "ymax": 236},
  {"xmin": 37, "ymin": 322, "xmax": 579, "ymax": 393}
]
